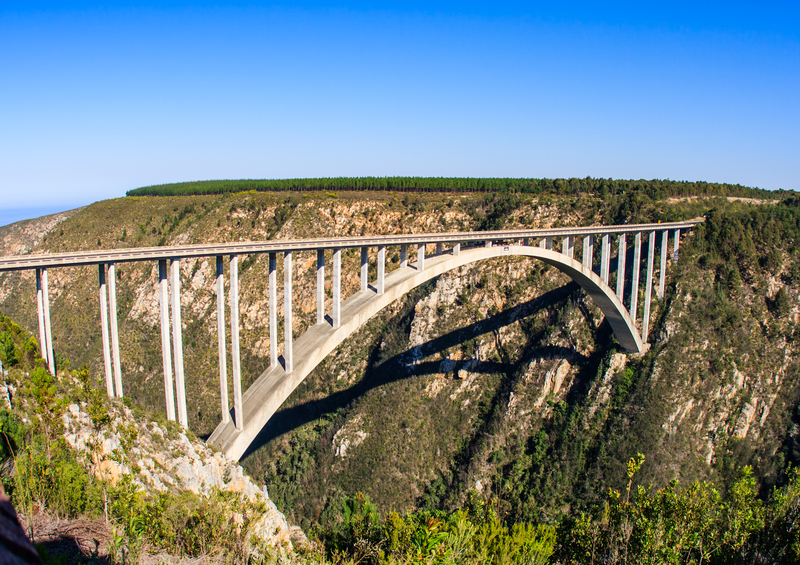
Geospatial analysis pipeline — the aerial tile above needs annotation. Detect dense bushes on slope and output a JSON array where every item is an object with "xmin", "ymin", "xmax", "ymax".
[{"xmin": 313, "ymin": 459, "xmax": 800, "ymax": 564}]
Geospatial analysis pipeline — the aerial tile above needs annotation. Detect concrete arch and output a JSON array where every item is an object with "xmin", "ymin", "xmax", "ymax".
[{"xmin": 209, "ymin": 244, "xmax": 643, "ymax": 460}]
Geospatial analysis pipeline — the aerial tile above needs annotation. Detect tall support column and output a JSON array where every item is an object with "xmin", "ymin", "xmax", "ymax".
[
  {"xmin": 332, "ymin": 249, "xmax": 341, "ymax": 328},
  {"xmin": 108, "ymin": 263, "xmax": 122, "ymax": 397},
  {"xmin": 158, "ymin": 260, "xmax": 176, "ymax": 421},
  {"xmin": 417, "ymin": 244, "xmax": 425, "ymax": 271},
  {"xmin": 658, "ymin": 230, "xmax": 668, "ymax": 299},
  {"xmin": 35, "ymin": 269, "xmax": 47, "ymax": 365},
  {"xmin": 98, "ymin": 265, "xmax": 114, "ymax": 397},
  {"xmin": 215, "ymin": 257, "xmax": 229, "ymax": 424},
  {"xmin": 673, "ymin": 229, "xmax": 681, "ymax": 262},
  {"xmin": 630, "ymin": 233, "xmax": 642, "ymax": 323},
  {"xmin": 377, "ymin": 246, "xmax": 386, "ymax": 295},
  {"xmin": 546, "ymin": 237, "xmax": 553, "ymax": 250},
  {"xmin": 317, "ymin": 249, "xmax": 325, "ymax": 324},
  {"xmin": 230, "ymin": 255, "xmax": 243, "ymax": 430},
  {"xmin": 616, "ymin": 234, "xmax": 627, "ymax": 301},
  {"xmin": 269, "ymin": 253, "xmax": 277, "ymax": 368},
  {"xmin": 642, "ymin": 231, "xmax": 656, "ymax": 341},
  {"xmin": 453, "ymin": 243, "xmax": 461, "ymax": 256},
  {"xmin": 360, "ymin": 247, "xmax": 368, "ymax": 291},
  {"xmin": 171, "ymin": 259, "xmax": 187, "ymax": 427},
  {"xmin": 538, "ymin": 239, "xmax": 546, "ymax": 249},
  {"xmin": 284, "ymin": 251, "xmax": 293, "ymax": 373},
  {"xmin": 436, "ymin": 242, "xmax": 443, "ymax": 255},
  {"xmin": 600, "ymin": 234, "xmax": 611, "ymax": 284},
  {"xmin": 582, "ymin": 235, "xmax": 594, "ymax": 270},
  {"xmin": 400, "ymin": 244, "xmax": 408, "ymax": 268},
  {"xmin": 564, "ymin": 236, "xmax": 574, "ymax": 259},
  {"xmin": 41, "ymin": 268, "xmax": 55, "ymax": 375},
  {"xmin": 486, "ymin": 240, "xmax": 493, "ymax": 248}
]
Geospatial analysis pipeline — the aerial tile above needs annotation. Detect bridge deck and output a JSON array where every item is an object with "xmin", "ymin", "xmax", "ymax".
[{"xmin": 0, "ymin": 219, "xmax": 703, "ymax": 271}]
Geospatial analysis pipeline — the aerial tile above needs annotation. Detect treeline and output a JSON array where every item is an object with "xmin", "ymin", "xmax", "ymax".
[{"xmin": 126, "ymin": 177, "xmax": 786, "ymax": 200}]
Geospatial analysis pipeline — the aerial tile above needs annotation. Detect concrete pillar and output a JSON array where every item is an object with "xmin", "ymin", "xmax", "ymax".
[
  {"xmin": 158, "ymin": 260, "xmax": 176, "ymax": 421},
  {"xmin": 269, "ymin": 253, "xmax": 277, "ymax": 368},
  {"xmin": 601, "ymin": 235, "xmax": 611, "ymax": 284},
  {"xmin": 98, "ymin": 265, "xmax": 114, "ymax": 397},
  {"xmin": 673, "ymin": 229, "xmax": 681, "ymax": 262},
  {"xmin": 616, "ymin": 234, "xmax": 627, "ymax": 301},
  {"xmin": 400, "ymin": 244, "xmax": 408, "ymax": 268},
  {"xmin": 486, "ymin": 240, "xmax": 493, "ymax": 248},
  {"xmin": 317, "ymin": 249, "xmax": 325, "ymax": 324},
  {"xmin": 642, "ymin": 231, "xmax": 656, "ymax": 341},
  {"xmin": 453, "ymin": 243, "xmax": 460, "ymax": 256},
  {"xmin": 582, "ymin": 235, "xmax": 594, "ymax": 270},
  {"xmin": 523, "ymin": 238, "xmax": 530, "ymax": 246},
  {"xmin": 658, "ymin": 230, "xmax": 668, "ymax": 299},
  {"xmin": 630, "ymin": 233, "xmax": 642, "ymax": 323},
  {"xmin": 546, "ymin": 237, "xmax": 553, "ymax": 251},
  {"xmin": 284, "ymin": 251, "xmax": 293, "ymax": 373},
  {"xmin": 538, "ymin": 239, "xmax": 546, "ymax": 249},
  {"xmin": 332, "ymin": 248, "xmax": 341, "ymax": 328},
  {"xmin": 35, "ymin": 269, "xmax": 47, "ymax": 365},
  {"xmin": 108, "ymin": 263, "xmax": 122, "ymax": 397},
  {"xmin": 360, "ymin": 247, "xmax": 368, "ymax": 291},
  {"xmin": 377, "ymin": 246, "xmax": 386, "ymax": 295},
  {"xmin": 41, "ymin": 268, "xmax": 54, "ymax": 375},
  {"xmin": 417, "ymin": 244, "xmax": 425, "ymax": 271},
  {"xmin": 436, "ymin": 242, "xmax": 443, "ymax": 255},
  {"xmin": 171, "ymin": 259, "xmax": 187, "ymax": 427},
  {"xmin": 229, "ymin": 255, "xmax": 242, "ymax": 430},
  {"xmin": 215, "ymin": 257, "xmax": 229, "ymax": 424}
]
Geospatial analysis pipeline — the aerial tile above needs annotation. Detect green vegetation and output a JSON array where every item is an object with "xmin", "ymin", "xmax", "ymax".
[
  {"xmin": 0, "ymin": 316, "xmax": 282, "ymax": 564},
  {"xmin": 311, "ymin": 459, "xmax": 800, "ymax": 564},
  {"xmin": 126, "ymin": 177, "xmax": 782, "ymax": 201}
]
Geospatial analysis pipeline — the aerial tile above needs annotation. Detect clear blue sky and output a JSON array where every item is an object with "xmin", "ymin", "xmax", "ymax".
[{"xmin": 1, "ymin": 2, "xmax": 798, "ymax": 222}]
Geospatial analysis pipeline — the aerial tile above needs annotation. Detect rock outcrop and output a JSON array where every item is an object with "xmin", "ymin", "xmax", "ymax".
[{"xmin": 61, "ymin": 400, "xmax": 297, "ymax": 550}]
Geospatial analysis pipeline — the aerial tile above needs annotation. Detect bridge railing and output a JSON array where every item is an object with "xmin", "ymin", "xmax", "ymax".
[{"xmin": 0, "ymin": 219, "xmax": 703, "ymax": 431}]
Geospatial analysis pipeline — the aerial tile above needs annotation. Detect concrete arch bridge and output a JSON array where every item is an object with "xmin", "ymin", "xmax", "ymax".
[{"xmin": 0, "ymin": 219, "xmax": 702, "ymax": 460}]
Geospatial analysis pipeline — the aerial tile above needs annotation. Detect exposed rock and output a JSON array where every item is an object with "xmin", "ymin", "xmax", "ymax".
[
  {"xmin": 61, "ymin": 401, "xmax": 296, "ymax": 550},
  {"xmin": 333, "ymin": 414, "xmax": 368, "ymax": 458}
]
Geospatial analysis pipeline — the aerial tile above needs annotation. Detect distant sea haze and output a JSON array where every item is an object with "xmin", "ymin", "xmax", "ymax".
[{"xmin": 0, "ymin": 205, "xmax": 76, "ymax": 228}]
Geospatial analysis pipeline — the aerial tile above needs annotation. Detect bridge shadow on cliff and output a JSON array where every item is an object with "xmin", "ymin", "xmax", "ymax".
[{"xmin": 241, "ymin": 281, "xmax": 598, "ymax": 458}]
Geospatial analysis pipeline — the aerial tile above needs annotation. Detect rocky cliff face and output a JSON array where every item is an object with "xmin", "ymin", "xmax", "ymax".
[{"xmin": 60, "ymin": 397, "xmax": 298, "ymax": 550}]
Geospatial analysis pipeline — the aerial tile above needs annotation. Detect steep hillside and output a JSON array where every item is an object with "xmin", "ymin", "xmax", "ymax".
[{"xmin": 0, "ymin": 189, "xmax": 797, "ymax": 537}]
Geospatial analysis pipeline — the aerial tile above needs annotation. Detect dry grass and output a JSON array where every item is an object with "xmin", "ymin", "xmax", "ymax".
[
  {"xmin": 22, "ymin": 511, "xmax": 231, "ymax": 565},
  {"xmin": 23, "ymin": 510, "xmax": 111, "ymax": 561}
]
